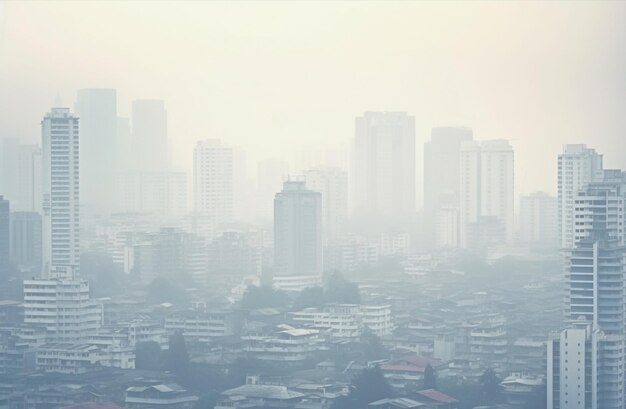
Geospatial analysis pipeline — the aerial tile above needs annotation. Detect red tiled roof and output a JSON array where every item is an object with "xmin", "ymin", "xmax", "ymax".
[{"xmin": 416, "ymin": 389, "xmax": 458, "ymax": 404}]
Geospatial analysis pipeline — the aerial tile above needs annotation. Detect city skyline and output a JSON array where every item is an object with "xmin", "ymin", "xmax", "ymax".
[
  {"xmin": 1, "ymin": 2, "xmax": 626, "ymax": 408},
  {"xmin": 2, "ymin": 2, "xmax": 626, "ymax": 202}
]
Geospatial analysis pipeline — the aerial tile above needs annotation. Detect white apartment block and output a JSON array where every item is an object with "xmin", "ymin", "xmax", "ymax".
[
  {"xmin": 547, "ymin": 327, "xmax": 624, "ymax": 409},
  {"xmin": 242, "ymin": 326, "xmax": 327, "ymax": 362},
  {"xmin": 23, "ymin": 279, "xmax": 102, "ymax": 343},
  {"xmin": 291, "ymin": 304, "xmax": 393, "ymax": 338},
  {"xmin": 41, "ymin": 107, "xmax": 81, "ymax": 279}
]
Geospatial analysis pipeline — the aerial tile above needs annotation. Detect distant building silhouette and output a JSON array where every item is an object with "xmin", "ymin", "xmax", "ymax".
[
  {"xmin": 459, "ymin": 139, "xmax": 514, "ymax": 248},
  {"xmin": 75, "ymin": 88, "xmax": 118, "ymax": 212},
  {"xmin": 424, "ymin": 126, "xmax": 473, "ymax": 247},
  {"xmin": 351, "ymin": 112, "xmax": 416, "ymax": 224}
]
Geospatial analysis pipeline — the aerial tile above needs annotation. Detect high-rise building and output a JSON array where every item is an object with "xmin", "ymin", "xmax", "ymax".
[
  {"xmin": 23, "ymin": 279, "xmax": 102, "ymax": 342},
  {"xmin": 131, "ymin": 100, "xmax": 169, "ymax": 172},
  {"xmin": 0, "ymin": 196, "xmax": 9, "ymax": 275},
  {"xmin": 74, "ymin": 89, "xmax": 117, "ymax": 212},
  {"xmin": 304, "ymin": 167, "xmax": 348, "ymax": 245},
  {"xmin": 571, "ymin": 169, "xmax": 626, "ymax": 246},
  {"xmin": 9, "ymin": 212, "xmax": 42, "ymax": 272},
  {"xmin": 547, "ymin": 171, "xmax": 626, "ymax": 409},
  {"xmin": 273, "ymin": 180, "xmax": 322, "ymax": 290},
  {"xmin": 519, "ymin": 192, "xmax": 558, "ymax": 246},
  {"xmin": 351, "ymin": 112, "xmax": 416, "ymax": 223},
  {"xmin": 424, "ymin": 127, "xmax": 473, "ymax": 244},
  {"xmin": 193, "ymin": 139, "xmax": 235, "ymax": 228},
  {"xmin": 558, "ymin": 144, "xmax": 603, "ymax": 249},
  {"xmin": 459, "ymin": 139, "xmax": 514, "ymax": 248},
  {"xmin": 41, "ymin": 108, "xmax": 80, "ymax": 279}
]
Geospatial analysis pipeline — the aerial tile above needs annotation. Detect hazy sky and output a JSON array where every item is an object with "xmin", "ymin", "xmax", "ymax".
[{"xmin": 1, "ymin": 1, "xmax": 625, "ymax": 204}]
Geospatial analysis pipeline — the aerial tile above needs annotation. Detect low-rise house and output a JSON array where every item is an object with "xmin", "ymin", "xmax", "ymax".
[
  {"xmin": 215, "ymin": 383, "xmax": 305, "ymax": 409},
  {"xmin": 125, "ymin": 384, "xmax": 197, "ymax": 409},
  {"xmin": 242, "ymin": 325, "xmax": 327, "ymax": 362},
  {"xmin": 380, "ymin": 355, "xmax": 440, "ymax": 390}
]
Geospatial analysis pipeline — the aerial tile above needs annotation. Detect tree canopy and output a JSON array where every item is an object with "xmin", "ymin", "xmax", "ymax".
[
  {"xmin": 240, "ymin": 285, "xmax": 289, "ymax": 310},
  {"xmin": 331, "ymin": 366, "xmax": 393, "ymax": 409},
  {"xmin": 423, "ymin": 364, "xmax": 437, "ymax": 390}
]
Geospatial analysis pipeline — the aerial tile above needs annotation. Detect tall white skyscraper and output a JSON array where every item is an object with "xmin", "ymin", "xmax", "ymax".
[
  {"xmin": 131, "ymin": 99, "xmax": 169, "ymax": 172},
  {"xmin": 41, "ymin": 108, "xmax": 80, "ymax": 279},
  {"xmin": 424, "ymin": 126, "xmax": 473, "ymax": 244},
  {"xmin": 351, "ymin": 112, "xmax": 416, "ymax": 223},
  {"xmin": 74, "ymin": 88, "xmax": 117, "ymax": 212},
  {"xmin": 304, "ymin": 167, "xmax": 348, "ymax": 245},
  {"xmin": 519, "ymin": 191, "xmax": 558, "ymax": 246},
  {"xmin": 273, "ymin": 180, "xmax": 322, "ymax": 290},
  {"xmin": 558, "ymin": 144, "xmax": 603, "ymax": 249},
  {"xmin": 193, "ymin": 139, "xmax": 234, "ymax": 228},
  {"xmin": 459, "ymin": 139, "xmax": 514, "ymax": 248}
]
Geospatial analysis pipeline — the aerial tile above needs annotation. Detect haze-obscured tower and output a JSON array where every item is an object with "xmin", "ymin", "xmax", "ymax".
[
  {"xmin": 558, "ymin": 144, "xmax": 603, "ymax": 249},
  {"xmin": 304, "ymin": 167, "xmax": 348, "ymax": 245},
  {"xmin": 0, "ymin": 139, "xmax": 41, "ymax": 212},
  {"xmin": 519, "ymin": 192, "xmax": 558, "ymax": 246},
  {"xmin": 41, "ymin": 108, "xmax": 80, "ymax": 279},
  {"xmin": 459, "ymin": 140, "xmax": 514, "ymax": 248},
  {"xmin": 193, "ymin": 139, "xmax": 234, "ymax": 228},
  {"xmin": 352, "ymin": 112, "xmax": 415, "ymax": 224},
  {"xmin": 424, "ymin": 127, "xmax": 473, "ymax": 245},
  {"xmin": 74, "ymin": 88, "xmax": 117, "ymax": 212},
  {"xmin": 273, "ymin": 180, "xmax": 322, "ymax": 290},
  {"xmin": 256, "ymin": 158, "xmax": 288, "ymax": 223},
  {"xmin": 10, "ymin": 212, "xmax": 42, "ymax": 272},
  {"xmin": 131, "ymin": 100, "xmax": 169, "ymax": 172}
]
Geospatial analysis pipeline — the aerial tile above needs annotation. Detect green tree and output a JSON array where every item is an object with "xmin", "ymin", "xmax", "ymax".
[
  {"xmin": 331, "ymin": 366, "xmax": 393, "ymax": 409},
  {"xmin": 479, "ymin": 368, "xmax": 502, "ymax": 404},
  {"xmin": 81, "ymin": 252, "xmax": 126, "ymax": 297},
  {"xmin": 135, "ymin": 341, "xmax": 163, "ymax": 370},
  {"xmin": 325, "ymin": 271, "xmax": 360, "ymax": 304},
  {"xmin": 240, "ymin": 285, "xmax": 289, "ymax": 309},
  {"xmin": 293, "ymin": 286, "xmax": 325, "ymax": 310},
  {"xmin": 165, "ymin": 331, "xmax": 190, "ymax": 372},
  {"xmin": 193, "ymin": 391, "xmax": 220, "ymax": 409},
  {"xmin": 361, "ymin": 327, "xmax": 388, "ymax": 361},
  {"xmin": 422, "ymin": 364, "xmax": 437, "ymax": 390}
]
